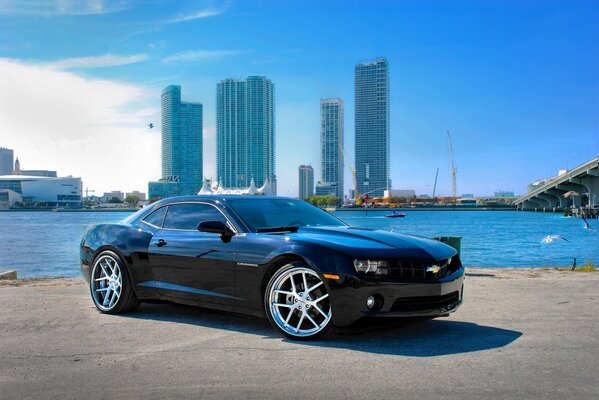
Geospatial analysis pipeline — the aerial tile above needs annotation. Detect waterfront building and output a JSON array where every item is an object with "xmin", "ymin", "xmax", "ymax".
[
  {"xmin": 318, "ymin": 98, "xmax": 344, "ymax": 200},
  {"xmin": 148, "ymin": 178, "xmax": 180, "ymax": 200},
  {"xmin": 100, "ymin": 191, "xmax": 125, "ymax": 203},
  {"xmin": 298, "ymin": 165, "xmax": 314, "ymax": 200},
  {"xmin": 0, "ymin": 175, "xmax": 81, "ymax": 206},
  {"xmin": 494, "ymin": 190, "xmax": 515, "ymax": 198},
  {"xmin": 0, "ymin": 147, "xmax": 14, "ymax": 176},
  {"xmin": 216, "ymin": 76, "xmax": 276, "ymax": 194},
  {"xmin": 315, "ymin": 183, "xmax": 338, "ymax": 197},
  {"xmin": 149, "ymin": 85, "xmax": 203, "ymax": 199},
  {"xmin": 9, "ymin": 156, "xmax": 57, "ymax": 177},
  {"xmin": 355, "ymin": 57, "xmax": 390, "ymax": 198}
]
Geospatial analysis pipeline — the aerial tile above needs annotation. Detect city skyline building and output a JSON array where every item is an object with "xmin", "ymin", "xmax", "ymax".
[
  {"xmin": 149, "ymin": 85, "xmax": 203, "ymax": 199},
  {"xmin": 317, "ymin": 98, "xmax": 344, "ymax": 200},
  {"xmin": 355, "ymin": 57, "xmax": 390, "ymax": 198},
  {"xmin": 0, "ymin": 147, "xmax": 14, "ymax": 176},
  {"xmin": 216, "ymin": 76, "xmax": 276, "ymax": 194},
  {"xmin": 298, "ymin": 165, "xmax": 314, "ymax": 200}
]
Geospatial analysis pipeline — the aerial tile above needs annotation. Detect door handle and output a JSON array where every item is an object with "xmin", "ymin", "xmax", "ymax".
[{"xmin": 155, "ymin": 239, "xmax": 167, "ymax": 247}]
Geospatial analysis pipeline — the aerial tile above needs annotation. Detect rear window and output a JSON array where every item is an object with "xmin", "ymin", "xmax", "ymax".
[
  {"xmin": 163, "ymin": 203, "xmax": 228, "ymax": 230},
  {"xmin": 142, "ymin": 206, "xmax": 167, "ymax": 227}
]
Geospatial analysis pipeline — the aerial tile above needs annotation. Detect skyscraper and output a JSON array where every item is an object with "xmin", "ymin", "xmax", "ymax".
[
  {"xmin": 216, "ymin": 76, "xmax": 276, "ymax": 193},
  {"xmin": 316, "ymin": 98, "xmax": 344, "ymax": 200},
  {"xmin": 149, "ymin": 85, "xmax": 203, "ymax": 199},
  {"xmin": 355, "ymin": 57, "xmax": 390, "ymax": 198},
  {"xmin": 298, "ymin": 165, "xmax": 314, "ymax": 200},
  {"xmin": 0, "ymin": 147, "xmax": 14, "ymax": 176}
]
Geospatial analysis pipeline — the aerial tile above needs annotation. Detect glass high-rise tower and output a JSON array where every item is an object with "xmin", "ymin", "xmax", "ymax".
[
  {"xmin": 0, "ymin": 147, "xmax": 14, "ymax": 176},
  {"xmin": 149, "ymin": 85, "xmax": 202, "ymax": 199},
  {"xmin": 355, "ymin": 58, "xmax": 390, "ymax": 198},
  {"xmin": 298, "ymin": 165, "xmax": 314, "ymax": 200},
  {"xmin": 216, "ymin": 76, "xmax": 276, "ymax": 193},
  {"xmin": 316, "ymin": 98, "xmax": 344, "ymax": 200}
]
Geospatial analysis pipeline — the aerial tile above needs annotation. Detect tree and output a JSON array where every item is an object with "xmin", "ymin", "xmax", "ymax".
[
  {"xmin": 108, "ymin": 197, "xmax": 123, "ymax": 204},
  {"xmin": 305, "ymin": 195, "xmax": 339, "ymax": 207},
  {"xmin": 124, "ymin": 195, "xmax": 140, "ymax": 207}
]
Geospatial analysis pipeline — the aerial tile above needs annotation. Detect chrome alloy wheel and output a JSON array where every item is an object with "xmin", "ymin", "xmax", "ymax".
[
  {"xmin": 268, "ymin": 267, "xmax": 332, "ymax": 338},
  {"xmin": 91, "ymin": 254, "xmax": 123, "ymax": 311}
]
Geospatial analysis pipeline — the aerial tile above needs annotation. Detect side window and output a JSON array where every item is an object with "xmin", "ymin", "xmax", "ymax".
[
  {"xmin": 163, "ymin": 203, "xmax": 228, "ymax": 230},
  {"xmin": 143, "ymin": 206, "xmax": 168, "ymax": 227}
]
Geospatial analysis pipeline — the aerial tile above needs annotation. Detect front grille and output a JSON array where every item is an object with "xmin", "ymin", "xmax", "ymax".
[
  {"xmin": 390, "ymin": 291, "xmax": 460, "ymax": 312},
  {"xmin": 386, "ymin": 259, "xmax": 450, "ymax": 280}
]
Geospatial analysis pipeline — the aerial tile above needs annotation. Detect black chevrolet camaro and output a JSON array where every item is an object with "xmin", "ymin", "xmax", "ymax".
[{"xmin": 80, "ymin": 196, "xmax": 464, "ymax": 340}]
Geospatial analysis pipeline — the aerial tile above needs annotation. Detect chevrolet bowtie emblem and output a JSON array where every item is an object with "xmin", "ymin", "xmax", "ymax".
[{"xmin": 427, "ymin": 265, "xmax": 441, "ymax": 274}]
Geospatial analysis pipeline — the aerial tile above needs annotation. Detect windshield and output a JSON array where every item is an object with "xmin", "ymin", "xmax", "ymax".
[{"xmin": 226, "ymin": 198, "xmax": 346, "ymax": 231}]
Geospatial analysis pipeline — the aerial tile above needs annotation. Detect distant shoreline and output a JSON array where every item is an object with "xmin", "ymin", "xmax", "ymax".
[
  {"xmin": 334, "ymin": 206, "xmax": 516, "ymax": 212},
  {"xmin": 0, "ymin": 208, "xmax": 139, "ymax": 212},
  {"xmin": 0, "ymin": 206, "xmax": 517, "ymax": 213}
]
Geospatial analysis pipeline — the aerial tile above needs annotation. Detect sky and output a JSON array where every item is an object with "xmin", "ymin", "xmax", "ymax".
[{"xmin": 0, "ymin": 0, "xmax": 597, "ymax": 198}]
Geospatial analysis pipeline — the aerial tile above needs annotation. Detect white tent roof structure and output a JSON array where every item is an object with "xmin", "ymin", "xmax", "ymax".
[{"xmin": 197, "ymin": 178, "xmax": 272, "ymax": 196}]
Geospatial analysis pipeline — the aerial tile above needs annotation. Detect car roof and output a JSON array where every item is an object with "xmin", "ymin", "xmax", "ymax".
[{"xmin": 153, "ymin": 195, "xmax": 295, "ymax": 206}]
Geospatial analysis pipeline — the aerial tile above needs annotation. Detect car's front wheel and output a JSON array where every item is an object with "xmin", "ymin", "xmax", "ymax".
[
  {"xmin": 265, "ymin": 262, "xmax": 333, "ymax": 340},
  {"xmin": 90, "ymin": 250, "xmax": 140, "ymax": 314}
]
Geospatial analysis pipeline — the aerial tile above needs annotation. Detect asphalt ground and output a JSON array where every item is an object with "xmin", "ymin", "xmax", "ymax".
[{"xmin": 1, "ymin": 268, "xmax": 598, "ymax": 399}]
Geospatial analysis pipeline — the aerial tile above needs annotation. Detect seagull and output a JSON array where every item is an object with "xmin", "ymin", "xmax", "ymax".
[
  {"xmin": 563, "ymin": 191, "xmax": 579, "ymax": 199},
  {"xmin": 540, "ymin": 235, "xmax": 569, "ymax": 245},
  {"xmin": 148, "ymin": 123, "xmax": 154, "ymax": 129},
  {"xmin": 582, "ymin": 216, "xmax": 596, "ymax": 232}
]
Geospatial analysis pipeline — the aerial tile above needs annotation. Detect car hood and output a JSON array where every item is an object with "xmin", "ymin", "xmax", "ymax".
[{"xmin": 287, "ymin": 226, "xmax": 456, "ymax": 260}]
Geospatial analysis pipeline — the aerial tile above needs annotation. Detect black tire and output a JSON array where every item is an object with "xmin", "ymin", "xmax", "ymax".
[
  {"xmin": 264, "ymin": 262, "xmax": 333, "ymax": 340},
  {"xmin": 89, "ymin": 250, "xmax": 140, "ymax": 314}
]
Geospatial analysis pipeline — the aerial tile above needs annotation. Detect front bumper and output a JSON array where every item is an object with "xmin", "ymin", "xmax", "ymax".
[{"xmin": 329, "ymin": 267, "xmax": 465, "ymax": 326}]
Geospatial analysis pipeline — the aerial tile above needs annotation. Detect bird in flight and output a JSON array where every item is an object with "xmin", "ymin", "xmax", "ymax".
[
  {"xmin": 148, "ymin": 123, "xmax": 154, "ymax": 129},
  {"xmin": 540, "ymin": 235, "xmax": 569, "ymax": 245},
  {"xmin": 582, "ymin": 216, "xmax": 596, "ymax": 232},
  {"xmin": 563, "ymin": 191, "xmax": 579, "ymax": 199}
]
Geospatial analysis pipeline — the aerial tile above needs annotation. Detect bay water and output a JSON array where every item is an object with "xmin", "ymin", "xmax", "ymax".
[{"xmin": 0, "ymin": 210, "xmax": 597, "ymax": 278}]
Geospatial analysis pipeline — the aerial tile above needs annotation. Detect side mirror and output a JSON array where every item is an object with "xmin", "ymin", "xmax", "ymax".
[{"xmin": 198, "ymin": 220, "xmax": 235, "ymax": 242}]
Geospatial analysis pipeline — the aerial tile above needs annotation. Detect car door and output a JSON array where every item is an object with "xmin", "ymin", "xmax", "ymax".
[{"xmin": 148, "ymin": 202, "xmax": 239, "ymax": 305}]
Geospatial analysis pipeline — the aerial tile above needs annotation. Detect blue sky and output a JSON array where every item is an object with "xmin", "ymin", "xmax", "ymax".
[{"xmin": 0, "ymin": 0, "xmax": 597, "ymax": 197}]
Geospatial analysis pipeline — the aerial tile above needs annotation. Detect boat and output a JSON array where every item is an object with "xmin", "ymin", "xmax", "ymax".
[{"xmin": 385, "ymin": 211, "xmax": 406, "ymax": 218}]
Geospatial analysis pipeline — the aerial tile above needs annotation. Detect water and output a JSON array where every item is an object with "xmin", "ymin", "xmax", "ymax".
[{"xmin": 0, "ymin": 210, "xmax": 597, "ymax": 278}]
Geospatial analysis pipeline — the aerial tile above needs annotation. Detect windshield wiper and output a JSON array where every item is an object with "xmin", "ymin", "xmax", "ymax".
[{"xmin": 255, "ymin": 226, "xmax": 300, "ymax": 233}]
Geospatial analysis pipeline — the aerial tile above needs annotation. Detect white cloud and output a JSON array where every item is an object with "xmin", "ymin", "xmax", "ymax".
[
  {"xmin": 0, "ymin": 58, "xmax": 160, "ymax": 194},
  {"xmin": 0, "ymin": 0, "xmax": 130, "ymax": 16},
  {"xmin": 168, "ymin": 7, "xmax": 224, "ymax": 23},
  {"xmin": 162, "ymin": 49, "xmax": 248, "ymax": 64},
  {"xmin": 45, "ymin": 54, "xmax": 148, "ymax": 69}
]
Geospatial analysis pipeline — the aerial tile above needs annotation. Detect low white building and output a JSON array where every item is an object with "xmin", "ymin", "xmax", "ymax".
[
  {"xmin": 384, "ymin": 189, "xmax": 416, "ymax": 198},
  {"xmin": 0, "ymin": 175, "xmax": 81, "ymax": 206}
]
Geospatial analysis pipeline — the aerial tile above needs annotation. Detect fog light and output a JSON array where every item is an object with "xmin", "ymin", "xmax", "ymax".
[
  {"xmin": 367, "ymin": 296, "xmax": 375, "ymax": 309},
  {"xmin": 366, "ymin": 294, "xmax": 383, "ymax": 311}
]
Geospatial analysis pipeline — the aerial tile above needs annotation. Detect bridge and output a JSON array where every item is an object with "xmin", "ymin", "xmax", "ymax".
[{"xmin": 514, "ymin": 156, "xmax": 599, "ymax": 211}]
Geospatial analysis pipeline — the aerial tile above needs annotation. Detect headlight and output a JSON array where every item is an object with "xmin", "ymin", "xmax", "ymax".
[{"xmin": 353, "ymin": 259, "xmax": 389, "ymax": 275}]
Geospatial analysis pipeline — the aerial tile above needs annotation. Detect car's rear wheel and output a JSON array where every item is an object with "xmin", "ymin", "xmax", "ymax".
[
  {"xmin": 265, "ymin": 263, "xmax": 333, "ymax": 340},
  {"xmin": 90, "ymin": 250, "xmax": 140, "ymax": 314}
]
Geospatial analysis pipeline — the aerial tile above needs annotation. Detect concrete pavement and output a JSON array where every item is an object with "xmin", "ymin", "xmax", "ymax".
[{"xmin": 1, "ymin": 268, "xmax": 598, "ymax": 399}]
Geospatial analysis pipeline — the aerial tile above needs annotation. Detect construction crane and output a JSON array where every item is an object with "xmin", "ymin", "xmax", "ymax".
[
  {"xmin": 447, "ymin": 130, "xmax": 457, "ymax": 199},
  {"xmin": 338, "ymin": 142, "xmax": 360, "ymax": 205},
  {"xmin": 83, "ymin": 188, "xmax": 95, "ymax": 198}
]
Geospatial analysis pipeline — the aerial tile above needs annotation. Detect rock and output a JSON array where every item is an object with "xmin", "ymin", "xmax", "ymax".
[{"xmin": 0, "ymin": 270, "xmax": 17, "ymax": 280}]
